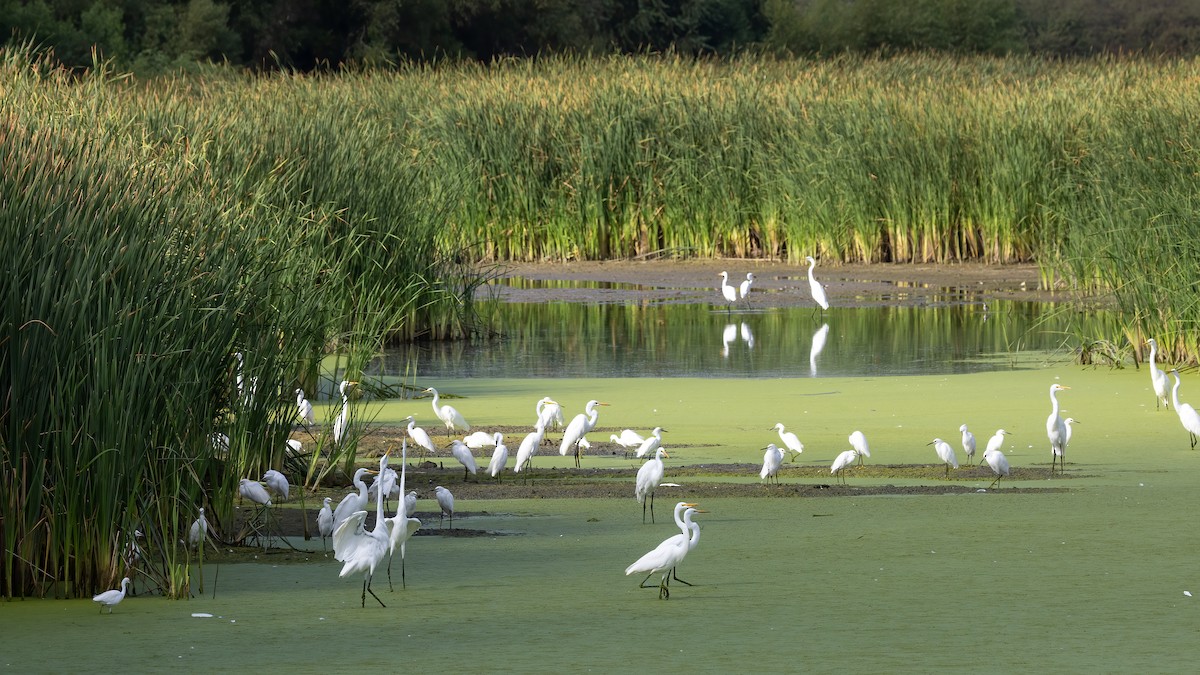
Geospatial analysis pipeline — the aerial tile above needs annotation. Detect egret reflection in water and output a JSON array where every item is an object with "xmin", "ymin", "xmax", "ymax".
[
  {"xmin": 740, "ymin": 323, "xmax": 754, "ymax": 349},
  {"xmin": 722, "ymin": 322, "xmax": 755, "ymax": 358},
  {"xmin": 810, "ymin": 323, "xmax": 830, "ymax": 376}
]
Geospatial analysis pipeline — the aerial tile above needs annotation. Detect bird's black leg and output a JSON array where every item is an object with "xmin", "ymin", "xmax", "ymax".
[
  {"xmin": 401, "ymin": 555, "xmax": 407, "ymax": 589},
  {"xmin": 649, "ymin": 494, "xmax": 655, "ymax": 524},
  {"xmin": 659, "ymin": 577, "xmax": 670, "ymax": 600},
  {"xmin": 671, "ymin": 567, "xmax": 693, "ymax": 586},
  {"xmin": 639, "ymin": 572, "xmax": 656, "ymax": 589},
  {"xmin": 387, "ymin": 557, "xmax": 394, "ymax": 592},
  {"xmin": 642, "ymin": 500, "xmax": 647, "ymax": 524},
  {"xmin": 361, "ymin": 579, "xmax": 367, "ymax": 607}
]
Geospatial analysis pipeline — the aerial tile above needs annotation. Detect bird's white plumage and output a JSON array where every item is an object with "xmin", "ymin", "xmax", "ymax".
[
  {"xmin": 959, "ymin": 424, "xmax": 976, "ymax": 462},
  {"xmin": 404, "ymin": 416, "xmax": 435, "ymax": 456},
  {"xmin": 931, "ymin": 438, "xmax": 958, "ymax": 472},
  {"xmin": 560, "ymin": 400, "xmax": 607, "ymax": 462},
  {"xmin": 1148, "ymin": 339, "xmax": 1170, "ymax": 409},
  {"xmin": 760, "ymin": 443, "xmax": 785, "ymax": 482},
  {"xmin": 983, "ymin": 448, "xmax": 1010, "ymax": 487},
  {"xmin": 635, "ymin": 448, "xmax": 669, "ymax": 511},
  {"xmin": 535, "ymin": 397, "xmax": 565, "ymax": 431},
  {"xmin": 487, "ymin": 433, "xmax": 508, "ymax": 478},
  {"xmin": 1046, "ymin": 384, "xmax": 1070, "ymax": 470},
  {"xmin": 634, "ymin": 426, "xmax": 665, "ymax": 459},
  {"xmin": 831, "ymin": 449, "xmax": 858, "ymax": 483},
  {"xmin": 718, "ymin": 271, "xmax": 738, "ymax": 305},
  {"xmin": 263, "ymin": 469, "xmax": 289, "ymax": 501},
  {"xmin": 188, "ymin": 508, "xmax": 208, "ymax": 548},
  {"xmin": 773, "ymin": 423, "xmax": 804, "ymax": 457},
  {"xmin": 625, "ymin": 503, "xmax": 704, "ymax": 599},
  {"xmin": 92, "ymin": 577, "xmax": 131, "ymax": 613},
  {"xmin": 463, "ymin": 431, "xmax": 497, "ymax": 449},
  {"xmin": 985, "ymin": 429, "xmax": 1010, "ymax": 457},
  {"xmin": 239, "ymin": 478, "xmax": 271, "ymax": 506},
  {"xmin": 805, "ymin": 256, "xmax": 829, "ymax": 310},
  {"xmin": 296, "ymin": 388, "xmax": 315, "ymax": 425},
  {"xmin": 610, "ymin": 428, "xmax": 646, "ymax": 449},
  {"xmin": 435, "ymin": 486, "xmax": 454, "ymax": 526},
  {"xmin": 449, "ymin": 439, "xmax": 477, "ymax": 477},
  {"xmin": 739, "ymin": 272, "xmax": 755, "ymax": 299},
  {"xmin": 317, "ymin": 497, "xmax": 334, "ymax": 541},
  {"xmin": 1170, "ymin": 370, "xmax": 1200, "ymax": 447},
  {"xmin": 332, "ymin": 467, "xmax": 372, "ymax": 532},
  {"xmin": 425, "ymin": 387, "xmax": 470, "ymax": 434}
]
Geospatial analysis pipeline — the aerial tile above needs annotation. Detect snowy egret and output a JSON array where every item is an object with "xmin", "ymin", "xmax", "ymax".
[
  {"xmin": 830, "ymin": 449, "xmax": 858, "ymax": 484},
  {"xmin": 1063, "ymin": 418, "xmax": 1079, "ymax": 449},
  {"xmin": 333, "ymin": 454, "xmax": 392, "ymax": 607},
  {"xmin": 448, "ymin": 439, "xmax": 478, "ymax": 481},
  {"xmin": 739, "ymin": 272, "xmax": 755, "ymax": 301},
  {"xmin": 760, "ymin": 443, "xmax": 785, "ymax": 483},
  {"xmin": 718, "ymin": 271, "xmax": 738, "ymax": 309},
  {"xmin": 317, "ymin": 497, "xmax": 334, "ymax": 550},
  {"xmin": 1170, "ymin": 370, "xmax": 1200, "ymax": 448},
  {"xmin": 514, "ymin": 422, "xmax": 547, "ymax": 476},
  {"xmin": 332, "ymin": 467, "xmax": 374, "ymax": 532},
  {"xmin": 984, "ymin": 429, "xmax": 1010, "ymax": 465},
  {"xmin": 634, "ymin": 426, "xmax": 666, "ymax": 459},
  {"xmin": 1046, "ymin": 383, "xmax": 1070, "ymax": 473},
  {"xmin": 332, "ymin": 380, "xmax": 358, "ymax": 446},
  {"xmin": 560, "ymin": 400, "xmax": 609, "ymax": 467},
  {"xmin": 640, "ymin": 501, "xmax": 704, "ymax": 589},
  {"xmin": 239, "ymin": 478, "xmax": 271, "ymax": 506},
  {"xmin": 928, "ymin": 438, "xmax": 958, "ymax": 476},
  {"xmin": 983, "ymin": 447, "xmax": 1011, "ymax": 489},
  {"xmin": 92, "ymin": 577, "xmax": 131, "ymax": 614},
  {"xmin": 425, "ymin": 387, "xmax": 470, "ymax": 436},
  {"xmin": 849, "ymin": 430, "xmax": 871, "ymax": 465},
  {"xmin": 772, "ymin": 423, "xmax": 804, "ymax": 460},
  {"xmin": 263, "ymin": 469, "xmax": 289, "ymax": 502},
  {"xmin": 463, "ymin": 431, "xmax": 497, "ymax": 450},
  {"xmin": 385, "ymin": 442, "xmax": 421, "ymax": 590},
  {"xmin": 487, "ymin": 433, "xmax": 509, "ymax": 481},
  {"xmin": 435, "ymin": 486, "xmax": 455, "ymax": 529},
  {"xmin": 635, "ymin": 448, "xmax": 669, "ymax": 523},
  {"xmin": 535, "ymin": 397, "xmax": 565, "ymax": 431},
  {"xmin": 959, "ymin": 424, "xmax": 976, "ymax": 464},
  {"xmin": 626, "ymin": 503, "xmax": 705, "ymax": 600},
  {"xmin": 295, "ymin": 388, "xmax": 314, "ymax": 425},
  {"xmin": 1148, "ymin": 339, "xmax": 1170, "ymax": 410},
  {"xmin": 805, "ymin": 256, "xmax": 829, "ymax": 311},
  {"xmin": 188, "ymin": 508, "xmax": 208, "ymax": 549},
  {"xmin": 404, "ymin": 416, "xmax": 436, "ymax": 459},
  {"xmin": 403, "ymin": 491, "xmax": 418, "ymax": 518}
]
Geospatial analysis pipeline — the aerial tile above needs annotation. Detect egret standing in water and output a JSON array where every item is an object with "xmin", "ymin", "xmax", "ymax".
[
  {"xmin": 486, "ymin": 433, "xmax": 508, "ymax": 482},
  {"xmin": 1170, "ymin": 370, "xmax": 1200, "ymax": 448},
  {"xmin": 760, "ymin": 443, "xmax": 785, "ymax": 484},
  {"xmin": 448, "ymin": 439, "xmax": 478, "ymax": 481},
  {"xmin": 626, "ymin": 503, "xmax": 705, "ymax": 600},
  {"xmin": 1046, "ymin": 383, "xmax": 1071, "ymax": 473},
  {"xmin": 718, "ymin": 271, "xmax": 738, "ymax": 310},
  {"xmin": 635, "ymin": 448, "xmax": 669, "ymax": 523},
  {"xmin": 263, "ymin": 469, "xmax": 289, "ymax": 502},
  {"xmin": 772, "ymin": 423, "xmax": 804, "ymax": 461},
  {"xmin": 831, "ymin": 449, "xmax": 858, "ymax": 484},
  {"xmin": 425, "ymin": 387, "xmax": 470, "ymax": 436},
  {"xmin": 983, "ymin": 447, "xmax": 1011, "ymax": 488},
  {"xmin": 317, "ymin": 497, "xmax": 334, "ymax": 550},
  {"xmin": 435, "ymin": 486, "xmax": 455, "ymax": 529},
  {"xmin": 514, "ymin": 422, "xmax": 546, "ymax": 476},
  {"xmin": 1063, "ymin": 418, "xmax": 1079, "ymax": 450},
  {"xmin": 805, "ymin": 256, "xmax": 829, "ymax": 311},
  {"xmin": 959, "ymin": 424, "xmax": 977, "ymax": 465},
  {"xmin": 385, "ymin": 442, "xmax": 421, "ymax": 591},
  {"xmin": 92, "ymin": 578, "xmax": 131, "ymax": 614},
  {"xmin": 1148, "ymin": 338, "xmax": 1170, "ymax": 410},
  {"xmin": 739, "ymin": 272, "xmax": 756, "ymax": 303},
  {"xmin": 560, "ymin": 400, "xmax": 609, "ymax": 468},
  {"xmin": 188, "ymin": 508, "xmax": 208, "ymax": 549},
  {"xmin": 928, "ymin": 438, "xmax": 958, "ymax": 476},
  {"xmin": 333, "ymin": 454, "xmax": 392, "ymax": 607}
]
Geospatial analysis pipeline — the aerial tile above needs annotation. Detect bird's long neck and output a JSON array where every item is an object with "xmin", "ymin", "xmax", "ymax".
[
  {"xmin": 807, "ymin": 260, "xmax": 816, "ymax": 279},
  {"xmin": 1150, "ymin": 342, "xmax": 1159, "ymax": 368},
  {"xmin": 674, "ymin": 507, "xmax": 688, "ymax": 535},
  {"xmin": 687, "ymin": 522, "xmax": 700, "ymax": 550},
  {"xmin": 1172, "ymin": 374, "xmax": 1183, "ymax": 409},
  {"xmin": 430, "ymin": 390, "xmax": 440, "ymax": 412},
  {"xmin": 1049, "ymin": 389, "xmax": 1060, "ymax": 417}
]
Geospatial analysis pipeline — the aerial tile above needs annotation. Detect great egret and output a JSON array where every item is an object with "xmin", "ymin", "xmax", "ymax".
[
  {"xmin": 332, "ymin": 467, "xmax": 374, "ymax": 532},
  {"xmin": 486, "ymin": 433, "xmax": 508, "ymax": 481},
  {"xmin": 448, "ymin": 439, "xmax": 478, "ymax": 481},
  {"xmin": 435, "ymin": 486, "xmax": 455, "ymax": 529},
  {"xmin": 535, "ymin": 397, "xmax": 565, "ymax": 431},
  {"xmin": 333, "ymin": 454, "xmax": 392, "ymax": 607},
  {"xmin": 984, "ymin": 429, "xmax": 1011, "ymax": 465},
  {"xmin": 635, "ymin": 448, "xmax": 670, "ymax": 523},
  {"xmin": 424, "ymin": 387, "xmax": 470, "ymax": 436},
  {"xmin": 463, "ymin": 431, "xmax": 497, "ymax": 450},
  {"xmin": 560, "ymin": 400, "xmax": 609, "ymax": 467},
  {"xmin": 739, "ymin": 272, "xmax": 755, "ymax": 301},
  {"xmin": 404, "ymin": 415, "xmax": 436, "ymax": 459},
  {"xmin": 760, "ymin": 443, "xmax": 785, "ymax": 483},
  {"xmin": 263, "ymin": 469, "xmax": 289, "ymax": 502},
  {"xmin": 983, "ymin": 448, "xmax": 1011, "ymax": 489},
  {"xmin": 317, "ymin": 497, "xmax": 334, "ymax": 550},
  {"xmin": 634, "ymin": 426, "xmax": 666, "ymax": 459},
  {"xmin": 296, "ymin": 388, "xmax": 315, "ymax": 425},
  {"xmin": 1169, "ymin": 370, "xmax": 1200, "ymax": 448},
  {"xmin": 805, "ymin": 256, "xmax": 829, "ymax": 311},
  {"xmin": 928, "ymin": 438, "xmax": 958, "ymax": 476},
  {"xmin": 625, "ymin": 503, "xmax": 705, "ymax": 600},
  {"xmin": 1046, "ymin": 383, "xmax": 1070, "ymax": 473},
  {"xmin": 959, "ymin": 424, "xmax": 977, "ymax": 464},
  {"xmin": 188, "ymin": 507, "xmax": 208, "ymax": 549},
  {"xmin": 610, "ymin": 428, "xmax": 646, "ymax": 453},
  {"xmin": 810, "ymin": 323, "xmax": 830, "ymax": 376},
  {"xmin": 92, "ymin": 577, "xmax": 131, "ymax": 614},
  {"xmin": 831, "ymin": 449, "xmax": 858, "ymax": 484},
  {"xmin": 718, "ymin": 271, "xmax": 738, "ymax": 309},
  {"xmin": 1148, "ymin": 338, "xmax": 1170, "ymax": 410},
  {"xmin": 849, "ymin": 430, "xmax": 870, "ymax": 465},
  {"xmin": 772, "ymin": 423, "xmax": 804, "ymax": 461},
  {"xmin": 514, "ymin": 422, "xmax": 547, "ymax": 476},
  {"xmin": 638, "ymin": 501, "xmax": 704, "ymax": 589},
  {"xmin": 333, "ymin": 380, "xmax": 358, "ymax": 446},
  {"xmin": 385, "ymin": 441, "xmax": 421, "ymax": 590}
]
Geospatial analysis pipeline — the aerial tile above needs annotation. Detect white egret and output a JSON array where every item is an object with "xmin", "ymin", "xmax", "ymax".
[
  {"xmin": 928, "ymin": 438, "xmax": 958, "ymax": 476},
  {"xmin": 435, "ymin": 486, "xmax": 455, "ymax": 529},
  {"xmin": 718, "ymin": 271, "xmax": 738, "ymax": 309},
  {"xmin": 959, "ymin": 424, "xmax": 977, "ymax": 465},
  {"xmin": 188, "ymin": 508, "xmax": 208, "ymax": 549},
  {"xmin": 239, "ymin": 478, "xmax": 271, "ymax": 506},
  {"xmin": 284, "ymin": 439, "xmax": 303, "ymax": 458},
  {"xmin": 263, "ymin": 469, "xmax": 289, "ymax": 502},
  {"xmin": 448, "ymin": 439, "xmax": 478, "ymax": 481},
  {"xmin": 610, "ymin": 428, "xmax": 646, "ymax": 453},
  {"xmin": 514, "ymin": 422, "xmax": 547, "ymax": 476},
  {"xmin": 760, "ymin": 443, "xmax": 785, "ymax": 484},
  {"xmin": 317, "ymin": 497, "xmax": 334, "ymax": 550},
  {"xmin": 424, "ymin": 387, "xmax": 470, "ymax": 436},
  {"xmin": 92, "ymin": 577, "xmax": 131, "ymax": 614},
  {"xmin": 1148, "ymin": 338, "xmax": 1170, "ymax": 410},
  {"xmin": 535, "ymin": 397, "xmax": 565, "ymax": 431},
  {"xmin": 403, "ymin": 491, "xmax": 418, "ymax": 518},
  {"xmin": 404, "ymin": 415, "xmax": 436, "ymax": 459},
  {"xmin": 634, "ymin": 426, "xmax": 666, "ymax": 459},
  {"xmin": 295, "ymin": 388, "xmax": 314, "ymax": 426},
  {"xmin": 332, "ymin": 467, "xmax": 373, "ymax": 532},
  {"xmin": 385, "ymin": 441, "xmax": 421, "ymax": 590},
  {"xmin": 773, "ymin": 423, "xmax": 804, "ymax": 461},
  {"xmin": 805, "ymin": 256, "xmax": 829, "ymax": 311},
  {"xmin": 625, "ymin": 503, "xmax": 705, "ymax": 600},
  {"xmin": 486, "ymin": 433, "xmax": 509, "ymax": 481},
  {"xmin": 810, "ymin": 323, "xmax": 830, "ymax": 376},
  {"xmin": 332, "ymin": 380, "xmax": 358, "ymax": 446},
  {"xmin": 636, "ymin": 501, "xmax": 704, "ymax": 589},
  {"xmin": 1063, "ymin": 418, "xmax": 1079, "ymax": 449},
  {"xmin": 333, "ymin": 454, "xmax": 392, "ymax": 607},
  {"xmin": 560, "ymin": 400, "xmax": 609, "ymax": 467},
  {"xmin": 463, "ymin": 431, "xmax": 497, "ymax": 450},
  {"xmin": 1046, "ymin": 383, "xmax": 1070, "ymax": 473},
  {"xmin": 635, "ymin": 448, "xmax": 670, "ymax": 523},
  {"xmin": 984, "ymin": 429, "xmax": 1011, "ymax": 465},
  {"xmin": 983, "ymin": 447, "xmax": 1011, "ymax": 489},
  {"xmin": 830, "ymin": 449, "xmax": 858, "ymax": 484},
  {"xmin": 849, "ymin": 430, "xmax": 871, "ymax": 465},
  {"xmin": 739, "ymin": 272, "xmax": 755, "ymax": 300},
  {"xmin": 368, "ymin": 467, "xmax": 400, "ymax": 513},
  {"xmin": 1169, "ymin": 370, "xmax": 1200, "ymax": 448}
]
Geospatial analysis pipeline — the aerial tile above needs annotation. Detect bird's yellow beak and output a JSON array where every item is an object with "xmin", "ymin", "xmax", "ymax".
[
  {"xmin": 693, "ymin": 509, "xmax": 709, "ymax": 513},
  {"xmin": 598, "ymin": 402, "xmax": 611, "ymax": 406},
  {"xmin": 661, "ymin": 450, "xmax": 670, "ymax": 459}
]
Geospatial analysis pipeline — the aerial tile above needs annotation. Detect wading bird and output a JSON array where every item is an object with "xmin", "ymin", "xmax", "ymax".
[
  {"xmin": 739, "ymin": 272, "xmax": 755, "ymax": 302},
  {"xmin": 1046, "ymin": 383, "xmax": 1071, "ymax": 473},
  {"xmin": 448, "ymin": 439, "xmax": 478, "ymax": 481},
  {"xmin": 333, "ymin": 454, "xmax": 392, "ymax": 607},
  {"xmin": 610, "ymin": 429, "xmax": 646, "ymax": 455},
  {"xmin": 514, "ymin": 422, "xmax": 547, "ymax": 476},
  {"xmin": 928, "ymin": 438, "xmax": 958, "ymax": 476},
  {"xmin": 760, "ymin": 443, "xmax": 785, "ymax": 484},
  {"xmin": 385, "ymin": 441, "xmax": 421, "ymax": 591},
  {"xmin": 849, "ymin": 430, "xmax": 871, "ymax": 465},
  {"xmin": 984, "ymin": 429, "xmax": 1011, "ymax": 465},
  {"xmin": 805, "ymin": 256, "xmax": 829, "ymax": 311},
  {"xmin": 332, "ymin": 467, "xmax": 374, "ymax": 532},
  {"xmin": 263, "ymin": 469, "xmax": 289, "ymax": 502},
  {"xmin": 435, "ymin": 486, "xmax": 455, "ymax": 529},
  {"xmin": 463, "ymin": 431, "xmax": 497, "ymax": 450},
  {"xmin": 535, "ymin": 397, "xmax": 565, "ymax": 431},
  {"xmin": 333, "ymin": 380, "xmax": 358, "ymax": 446},
  {"xmin": 831, "ymin": 449, "xmax": 858, "ymax": 484},
  {"xmin": 425, "ymin": 387, "xmax": 470, "ymax": 436},
  {"xmin": 560, "ymin": 400, "xmax": 609, "ymax": 467},
  {"xmin": 983, "ymin": 447, "xmax": 1011, "ymax": 489},
  {"xmin": 486, "ymin": 433, "xmax": 508, "ymax": 482},
  {"xmin": 1148, "ymin": 338, "xmax": 1170, "ymax": 410},
  {"xmin": 772, "ymin": 423, "xmax": 804, "ymax": 461},
  {"xmin": 636, "ymin": 448, "xmax": 670, "ymax": 523},
  {"xmin": 404, "ymin": 415, "xmax": 436, "ymax": 460},
  {"xmin": 296, "ymin": 388, "xmax": 314, "ymax": 426},
  {"xmin": 959, "ymin": 424, "xmax": 977, "ymax": 464},
  {"xmin": 317, "ymin": 497, "xmax": 334, "ymax": 550},
  {"xmin": 403, "ymin": 491, "xmax": 418, "ymax": 518},
  {"xmin": 93, "ymin": 577, "xmax": 131, "ymax": 614},
  {"xmin": 638, "ymin": 501, "xmax": 705, "ymax": 589},
  {"xmin": 1063, "ymin": 418, "xmax": 1079, "ymax": 450},
  {"xmin": 634, "ymin": 426, "xmax": 666, "ymax": 459},
  {"xmin": 718, "ymin": 271, "xmax": 739, "ymax": 309},
  {"xmin": 625, "ymin": 503, "xmax": 705, "ymax": 600},
  {"xmin": 1170, "ymin": 370, "xmax": 1200, "ymax": 448},
  {"xmin": 188, "ymin": 508, "xmax": 208, "ymax": 549}
]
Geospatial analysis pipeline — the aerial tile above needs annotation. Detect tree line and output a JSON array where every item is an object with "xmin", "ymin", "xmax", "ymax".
[{"xmin": 3, "ymin": 0, "xmax": 1200, "ymax": 72}]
